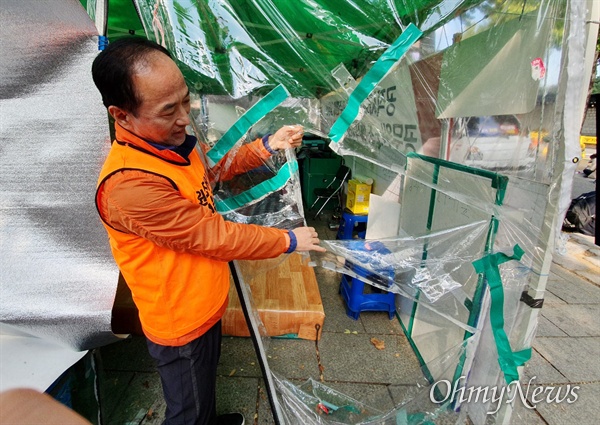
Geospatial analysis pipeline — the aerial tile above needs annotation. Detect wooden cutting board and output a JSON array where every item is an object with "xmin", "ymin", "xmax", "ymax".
[{"xmin": 222, "ymin": 253, "xmax": 325, "ymax": 340}]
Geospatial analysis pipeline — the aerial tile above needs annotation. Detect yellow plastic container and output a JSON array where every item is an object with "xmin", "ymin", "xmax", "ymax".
[
  {"xmin": 346, "ymin": 178, "xmax": 372, "ymax": 214},
  {"xmin": 580, "ymin": 135, "xmax": 597, "ymax": 146}
]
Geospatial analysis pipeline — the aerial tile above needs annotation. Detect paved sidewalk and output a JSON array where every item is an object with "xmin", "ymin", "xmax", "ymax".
[{"xmin": 519, "ymin": 232, "xmax": 600, "ymax": 424}]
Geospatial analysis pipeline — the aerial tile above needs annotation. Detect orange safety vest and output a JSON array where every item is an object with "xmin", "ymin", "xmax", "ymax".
[{"xmin": 96, "ymin": 138, "xmax": 229, "ymax": 342}]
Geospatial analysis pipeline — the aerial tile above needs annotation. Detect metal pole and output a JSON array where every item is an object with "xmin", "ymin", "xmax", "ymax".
[
  {"xmin": 228, "ymin": 261, "xmax": 284, "ymax": 425},
  {"xmin": 594, "ymin": 93, "xmax": 599, "ymax": 246}
]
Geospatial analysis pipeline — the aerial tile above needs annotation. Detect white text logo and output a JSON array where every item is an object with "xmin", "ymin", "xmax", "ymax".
[{"xmin": 429, "ymin": 376, "xmax": 579, "ymax": 414}]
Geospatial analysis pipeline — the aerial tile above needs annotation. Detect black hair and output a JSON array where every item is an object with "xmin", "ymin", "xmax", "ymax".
[{"xmin": 91, "ymin": 37, "xmax": 172, "ymax": 115}]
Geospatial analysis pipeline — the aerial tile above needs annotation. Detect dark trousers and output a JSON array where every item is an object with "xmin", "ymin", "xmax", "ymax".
[{"xmin": 146, "ymin": 321, "xmax": 222, "ymax": 425}]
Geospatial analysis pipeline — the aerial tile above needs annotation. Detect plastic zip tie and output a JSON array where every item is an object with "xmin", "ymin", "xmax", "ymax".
[{"xmin": 98, "ymin": 35, "xmax": 108, "ymax": 51}]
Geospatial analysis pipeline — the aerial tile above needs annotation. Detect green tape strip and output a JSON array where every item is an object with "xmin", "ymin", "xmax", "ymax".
[
  {"xmin": 215, "ymin": 160, "xmax": 299, "ymax": 213},
  {"xmin": 207, "ymin": 85, "xmax": 289, "ymax": 165},
  {"xmin": 328, "ymin": 24, "xmax": 423, "ymax": 143},
  {"xmin": 472, "ymin": 245, "xmax": 531, "ymax": 384}
]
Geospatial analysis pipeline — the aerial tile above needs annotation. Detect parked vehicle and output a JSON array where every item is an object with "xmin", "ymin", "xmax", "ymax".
[{"xmin": 449, "ymin": 115, "xmax": 535, "ymax": 170}]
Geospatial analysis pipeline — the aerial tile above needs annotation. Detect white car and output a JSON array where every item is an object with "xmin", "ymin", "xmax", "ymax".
[{"xmin": 448, "ymin": 115, "xmax": 535, "ymax": 171}]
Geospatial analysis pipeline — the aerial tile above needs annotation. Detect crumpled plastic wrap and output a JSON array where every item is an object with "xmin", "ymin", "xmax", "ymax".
[
  {"xmin": 319, "ymin": 223, "xmax": 487, "ymax": 304},
  {"xmin": 126, "ymin": 0, "xmax": 594, "ymax": 423}
]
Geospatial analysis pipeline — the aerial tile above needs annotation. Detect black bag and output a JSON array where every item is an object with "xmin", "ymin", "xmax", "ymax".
[{"xmin": 562, "ymin": 191, "xmax": 596, "ymax": 236}]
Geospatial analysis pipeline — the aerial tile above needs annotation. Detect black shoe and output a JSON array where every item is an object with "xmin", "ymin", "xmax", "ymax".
[{"xmin": 216, "ymin": 413, "xmax": 245, "ymax": 425}]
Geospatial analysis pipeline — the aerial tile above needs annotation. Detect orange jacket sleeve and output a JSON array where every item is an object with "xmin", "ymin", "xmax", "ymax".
[{"xmin": 98, "ymin": 169, "xmax": 291, "ymax": 261}]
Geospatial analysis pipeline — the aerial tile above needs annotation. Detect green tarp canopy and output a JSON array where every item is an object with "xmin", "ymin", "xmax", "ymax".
[{"xmin": 81, "ymin": 0, "xmax": 480, "ymax": 97}]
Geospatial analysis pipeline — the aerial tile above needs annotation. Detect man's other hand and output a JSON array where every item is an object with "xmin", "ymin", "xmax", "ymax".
[
  {"xmin": 268, "ymin": 125, "xmax": 303, "ymax": 151},
  {"xmin": 291, "ymin": 226, "xmax": 327, "ymax": 252}
]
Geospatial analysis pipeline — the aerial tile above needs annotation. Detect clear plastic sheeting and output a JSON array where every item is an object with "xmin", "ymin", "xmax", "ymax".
[
  {"xmin": 89, "ymin": 0, "xmax": 595, "ymax": 424},
  {"xmin": 323, "ymin": 0, "xmax": 568, "ymax": 183},
  {"xmin": 233, "ymin": 254, "xmax": 474, "ymax": 424},
  {"xmin": 273, "ymin": 369, "xmax": 461, "ymax": 424},
  {"xmin": 130, "ymin": 0, "xmax": 576, "ymax": 224},
  {"xmin": 188, "ymin": 93, "xmax": 316, "ymax": 228},
  {"xmin": 319, "ymin": 222, "xmax": 489, "ymax": 304},
  {"xmin": 133, "ymin": 0, "xmax": 437, "ymax": 98}
]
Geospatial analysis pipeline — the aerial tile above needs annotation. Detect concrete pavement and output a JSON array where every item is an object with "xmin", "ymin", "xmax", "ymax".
[{"xmin": 518, "ymin": 232, "xmax": 600, "ymax": 424}]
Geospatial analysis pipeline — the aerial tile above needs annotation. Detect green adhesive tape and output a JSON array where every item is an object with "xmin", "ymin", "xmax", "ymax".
[
  {"xmin": 472, "ymin": 245, "xmax": 531, "ymax": 384},
  {"xmin": 207, "ymin": 84, "xmax": 289, "ymax": 165},
  {"xmin": 328, "ymin": 24, "xmax": 423, "ymax": 143},
  {"xmin": 215, "ymin": 160, "xmax": 299, "ymax": 213}
]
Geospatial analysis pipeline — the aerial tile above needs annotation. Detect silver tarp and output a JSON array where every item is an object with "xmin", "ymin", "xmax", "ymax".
[{"xmin": 0, "ymin": 0, "xmax": 119, "ymax": 351}]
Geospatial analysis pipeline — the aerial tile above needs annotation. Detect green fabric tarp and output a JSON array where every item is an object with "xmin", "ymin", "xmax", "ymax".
[{"xmin": 81, "ymin": 0, "xmax": 479, "ymax": 98}]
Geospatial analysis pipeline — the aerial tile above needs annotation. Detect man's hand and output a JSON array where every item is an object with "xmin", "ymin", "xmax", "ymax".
[
  {"xmin": 268, "ymin": 125, "xmax": 303, "ymax": 151},
  {"xmin": 290, "ymin": 226, "xmax": 327, "ymax": 252}
]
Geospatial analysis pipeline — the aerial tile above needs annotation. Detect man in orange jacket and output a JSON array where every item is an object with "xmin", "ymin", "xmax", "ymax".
[{"xmin": 92, "ymin": 37, "xmax": 326, "ymax": 425}]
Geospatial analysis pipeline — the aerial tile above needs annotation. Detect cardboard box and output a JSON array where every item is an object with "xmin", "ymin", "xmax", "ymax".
[{"xmin": 346, "ymin": 178, "xmax": 372, "ymax": 214}]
